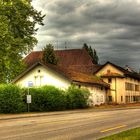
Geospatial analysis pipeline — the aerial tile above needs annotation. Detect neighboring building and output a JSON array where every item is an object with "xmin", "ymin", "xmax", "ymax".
[{"xmin": 94, "ymin": 62, "xmax": 140, "ymax": 104}]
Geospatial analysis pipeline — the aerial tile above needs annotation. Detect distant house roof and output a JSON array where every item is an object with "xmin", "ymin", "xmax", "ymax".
[
  {"xmin": 94, "ymin": 61, "xmax": 140, "ymax": 80},
  {"xmin": 24, "ymin": 48, "xmax": 98, "ymax": 74},
  {"xmin": 12, "ymin": 62, "xmax": 109, "ymax": 88},
  {"xmin": 124, "ymin": 65, "xmax": 137, "ymax": 73}
]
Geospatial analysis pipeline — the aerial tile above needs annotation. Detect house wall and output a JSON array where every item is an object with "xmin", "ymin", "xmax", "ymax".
[
  {"xmin": 96, "ymin": 64, "xmax": 140, "ymax": 104},
  {"xmin": 15, "ymin": 65, "xmax": 108, "ymax": 105},
  {"xmin": 81, "ymin": 85, "xmax": 107, "ymax": 105},
  {"xmin": 15, "ymin": 65, "xmax": 70, "ymax": 89}
]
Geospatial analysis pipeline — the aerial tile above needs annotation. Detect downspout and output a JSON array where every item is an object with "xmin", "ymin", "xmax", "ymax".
[{"xmin": 115, "ymin": 78, "xmax": 117, "ymax": 103}]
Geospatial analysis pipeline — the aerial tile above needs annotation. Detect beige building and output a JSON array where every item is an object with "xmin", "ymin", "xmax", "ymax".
[{"xmin": 94, "ymin": 62, "xmax": 140, "ymax": 104}]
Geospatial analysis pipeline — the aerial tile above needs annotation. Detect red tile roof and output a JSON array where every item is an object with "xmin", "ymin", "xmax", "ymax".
[
  {"xmin": 63, "ymin": 70, "xmax": 109, "ymax": 88},
  {"xmin": 24, "ymin": 48, "xmax": 100, "ymax": 74},
  {"xmin": 12, "ymin": 62, "xmax": 109, "ymax": 88},
  {"xmin": 20, "ymin": 48, "xmax": 109, "ymax": 87}
]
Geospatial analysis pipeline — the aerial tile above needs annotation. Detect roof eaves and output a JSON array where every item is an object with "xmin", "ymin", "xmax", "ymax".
[
  {"xmin": 12, "ymin": 61, "xmax": 41, "ymax": 83},
  {"xmin": 73, "ymin": 80, "xmax": 110, "ymax": 88},
  {"xmin": 12, "ymin": 61, "xmax": 72, "ymax": 84}
]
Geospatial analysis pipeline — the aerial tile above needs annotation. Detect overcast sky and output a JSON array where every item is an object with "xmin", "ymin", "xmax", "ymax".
[{"xmin": 32, "ymin": 0, "xmax": 140, "ymax": 71}]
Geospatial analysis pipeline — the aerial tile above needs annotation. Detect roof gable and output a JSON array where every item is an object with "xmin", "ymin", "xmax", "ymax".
[
  {"xmin": 95, "ymin": 62, "xmax": 124, "ymax": 76},
  {"xmin": 12, "ymin": 62, "xmax": 109, "ymax": 88},
  {"xmin": 95, "ymin": 62, "xmax": 140, "ymax": 80}
]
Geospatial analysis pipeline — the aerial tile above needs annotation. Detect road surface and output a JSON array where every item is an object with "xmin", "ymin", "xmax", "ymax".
[{"xmin": 0, "ymin": 108, "xmax": 140, "ymax": 140}]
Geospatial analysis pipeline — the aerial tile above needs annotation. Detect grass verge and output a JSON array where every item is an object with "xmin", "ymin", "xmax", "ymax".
[{"xmin": 99, "ymin": 127, "xmax": 140, "ymax": 140}]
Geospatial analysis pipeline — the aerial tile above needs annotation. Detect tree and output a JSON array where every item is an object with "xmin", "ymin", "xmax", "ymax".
[
  {"xmin": 0, "ymin": 0, "xmax": 45, "ymax": 83},
  {"xmin": 83, "ymin": 43, "xmax": 89, "ymax": 51},
  {"xmin": 93, "ymin": 49, "xmax": 99, "ymax": 64},
  {"xmin": 42, "ymin": 44, "xmax": 58, "ymax": 65},
  {"xmin": 82, "ymin": 43, "xmax": 99, "ymax": 64}
]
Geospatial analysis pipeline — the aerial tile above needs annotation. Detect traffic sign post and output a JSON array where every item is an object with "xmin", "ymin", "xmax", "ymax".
[
  {"xmin": 27, "ymin": 81, "xmax": 33, "ymax": 112},
  {"xmin": 27, "ymin": 95, "xmax": 31, "ymax": 112}
]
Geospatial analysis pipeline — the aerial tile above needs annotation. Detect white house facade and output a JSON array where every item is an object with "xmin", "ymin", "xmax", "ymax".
[{"xmin": 13, "ymin": 62, "xmax": 109, "ymax": 106}]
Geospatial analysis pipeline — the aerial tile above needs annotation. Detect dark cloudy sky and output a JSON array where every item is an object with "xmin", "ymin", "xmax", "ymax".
[{"xmin": 32, "ymin": 0, "xmax": 140, "ymax": 71}]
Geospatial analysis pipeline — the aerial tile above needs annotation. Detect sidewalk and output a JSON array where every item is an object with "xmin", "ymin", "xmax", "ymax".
[{"xmin": 0, "ymin": 105, "xmax": 140, "ymax": 121}]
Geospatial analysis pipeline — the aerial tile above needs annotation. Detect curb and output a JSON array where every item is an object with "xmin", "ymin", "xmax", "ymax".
[{"xmin": 0, "ymin": 106, "xmax": 140, "ymax": 121}]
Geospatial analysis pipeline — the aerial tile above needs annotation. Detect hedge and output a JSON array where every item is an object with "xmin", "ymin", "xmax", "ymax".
[
  {"xmin": 0, "ymin": 85, "xmax": 90, "ymax": 113},
  {"xmin": 66, "ymin": 86, "xmax": 90, "ymax": 109},
  {"xmin": 28, "ymin": 86, "xmax": 67, "ymax": 112},
  {"xmin": 0, "ymin": 84, "xmax": 26, "ymax": 113}
]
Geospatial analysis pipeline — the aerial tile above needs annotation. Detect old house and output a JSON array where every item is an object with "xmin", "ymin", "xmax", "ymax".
[{"xmin": 13, "ymin": 48, "xmax": 109, "ymax": 105}]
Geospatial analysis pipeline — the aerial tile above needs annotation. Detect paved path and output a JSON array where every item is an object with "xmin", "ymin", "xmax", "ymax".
[{"xmin": 0, "ymin": 108, "xmax": 140, "ymax": 140}]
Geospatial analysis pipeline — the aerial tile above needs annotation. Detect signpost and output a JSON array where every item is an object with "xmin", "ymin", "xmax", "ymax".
[
  {"xmin": 27, "ymin": 95, "xmax": 31, "ymax": 104},
  {"xmin": 27, "ymin": 81, "xmax": 33, "ymax": 112}
]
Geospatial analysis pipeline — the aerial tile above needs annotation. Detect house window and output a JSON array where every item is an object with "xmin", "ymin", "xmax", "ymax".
[
  {"xmin": 107, "ymin": 69, "xmax": 111, "ymax": 73},
  {"xmin": 38, "ymin": 69, "xmax": 41, "ymax": 73},
  {"xmin": 96, "ymin": 96, "xmax": 99, "ymax": 102},
  {"xmin": 100, "ymin": 95, "xmax": 103, "ymax": 102},
  {"xmin": 135, "ymin": 85, "xmax": 139, "ymax": 91},
  {"xmin": 121, "ymin": 96, "xmax": 123, "ymax": 102},
  {"xmin": 108, "ymin": 78, "xmax": 112, "ymax": 83},
  {"xmin": 125, "ymin": 82, "xmax": 134, "ymax": 91},
  {"xmin": 78, "ymin": 85, "xmax": 81, "ymax": 88},
  {"xmin": 108, "ymin": 96, "xmax": 112, "ymax": 102}
]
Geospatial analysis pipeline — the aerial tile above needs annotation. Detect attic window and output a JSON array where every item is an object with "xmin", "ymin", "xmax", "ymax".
[
  {"xmin": 78, "ymin": 85, "xmax": 81, "ymax": 88},
  {"xmin": 108, "ymin": 78, "xmax": 112, "ymax": 83},
  {"xmin": 107, "ymin": 69, "xmax": 111, "ymax": 73},
  {"xmin": 38, "ymin": 70, "xmax": 41, "ymax": 73}
]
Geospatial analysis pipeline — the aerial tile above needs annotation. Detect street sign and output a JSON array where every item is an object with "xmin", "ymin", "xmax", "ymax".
[
  {"xmin": 28, "ymin": 81, "xmax": 33, "ymax": 87},
  {"xmin": 27, "ymin": 95, "xmax": 31, "ymax": 104}
]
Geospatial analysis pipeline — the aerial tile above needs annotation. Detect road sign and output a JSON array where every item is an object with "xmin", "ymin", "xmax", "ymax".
[
  {"xmin": 28, "ymin": 81, "xmax": 33, "ymax": 87},
  {"xmin": 27, "ymin": 95, "xmax": 31, "ymax": 104}
]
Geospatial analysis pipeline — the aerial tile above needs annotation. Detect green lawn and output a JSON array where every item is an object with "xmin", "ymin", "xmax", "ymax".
[{"xmin": 100, "ymin": 127, "xmax": 140, "ymax": 140}]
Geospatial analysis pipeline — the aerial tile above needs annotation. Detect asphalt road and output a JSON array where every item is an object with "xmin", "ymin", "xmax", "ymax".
[{"xmin": 0, "ymin": 108, "xmax": 140, "ymax": 140}]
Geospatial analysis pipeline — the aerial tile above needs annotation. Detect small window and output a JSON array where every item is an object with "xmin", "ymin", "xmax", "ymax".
[
  {"xmin": 96, "ymin": 96, "xmax": 99, "ymax": 102},
  {"xmin": 78, "ymin": 85, "xmax": 81, "ymax": 88},
  {"xmin": 121, "ymin": 96, "xmax": 123, "ymax": 102},
  {"xmin": 107, "ymin": 69, "xmax": 111, "ymax": 73},
  {"xmin": 108, "ymin": 78, "xmax": 112, "ymax": 83},
  {"xmin": 108, "ymin": 96, "xmax": 112, "ymax": 102},
  {"xmin": 100, "ymin": 95, "xmax": 103, "ymax": 102},
  {"xmin": 38, "ymin": 70, "xmax": 41, "ymax": 73}
]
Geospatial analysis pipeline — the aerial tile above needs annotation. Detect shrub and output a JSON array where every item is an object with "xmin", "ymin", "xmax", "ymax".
[
  {"xmin": 0, "ymin": 84, "xmax": 26, "ymax": 113},
  {"xmin": 29, "ymin": 85, "xmax": 66, "ymax": 112},
  {"xmin": 0, "ymin": 84, "xmax": 90, "ymax": 113},
  {"xmin": 66, "ymin": 86, "xmax": 90, "ymax": 109}
]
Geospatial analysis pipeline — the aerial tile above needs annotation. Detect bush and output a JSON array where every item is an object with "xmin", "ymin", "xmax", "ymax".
[
  {"xmin": 29, "ymin": 85, "xmax": 66, "ymax": 112},
  {"xmin": 0, "ymin": 84, "xmax": 26, "ymax": 113},
  {"xmin": 66, "ymin": 86, "xmax": 90, "ymax": 109},
  {"xmin": 0, "ymin": 84, "xmax": 90, "ymax": 113}
]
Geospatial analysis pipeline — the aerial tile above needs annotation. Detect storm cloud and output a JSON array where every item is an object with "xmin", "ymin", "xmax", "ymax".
[{"xmin": 32, "ymin": 0, "xmax": 140, "ymax": 70}]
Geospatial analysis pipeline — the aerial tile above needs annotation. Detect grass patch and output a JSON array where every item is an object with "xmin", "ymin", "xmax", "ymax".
[{"xmin": 100, "ymin": 127, "xmax": 140, "ymax": 140}]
